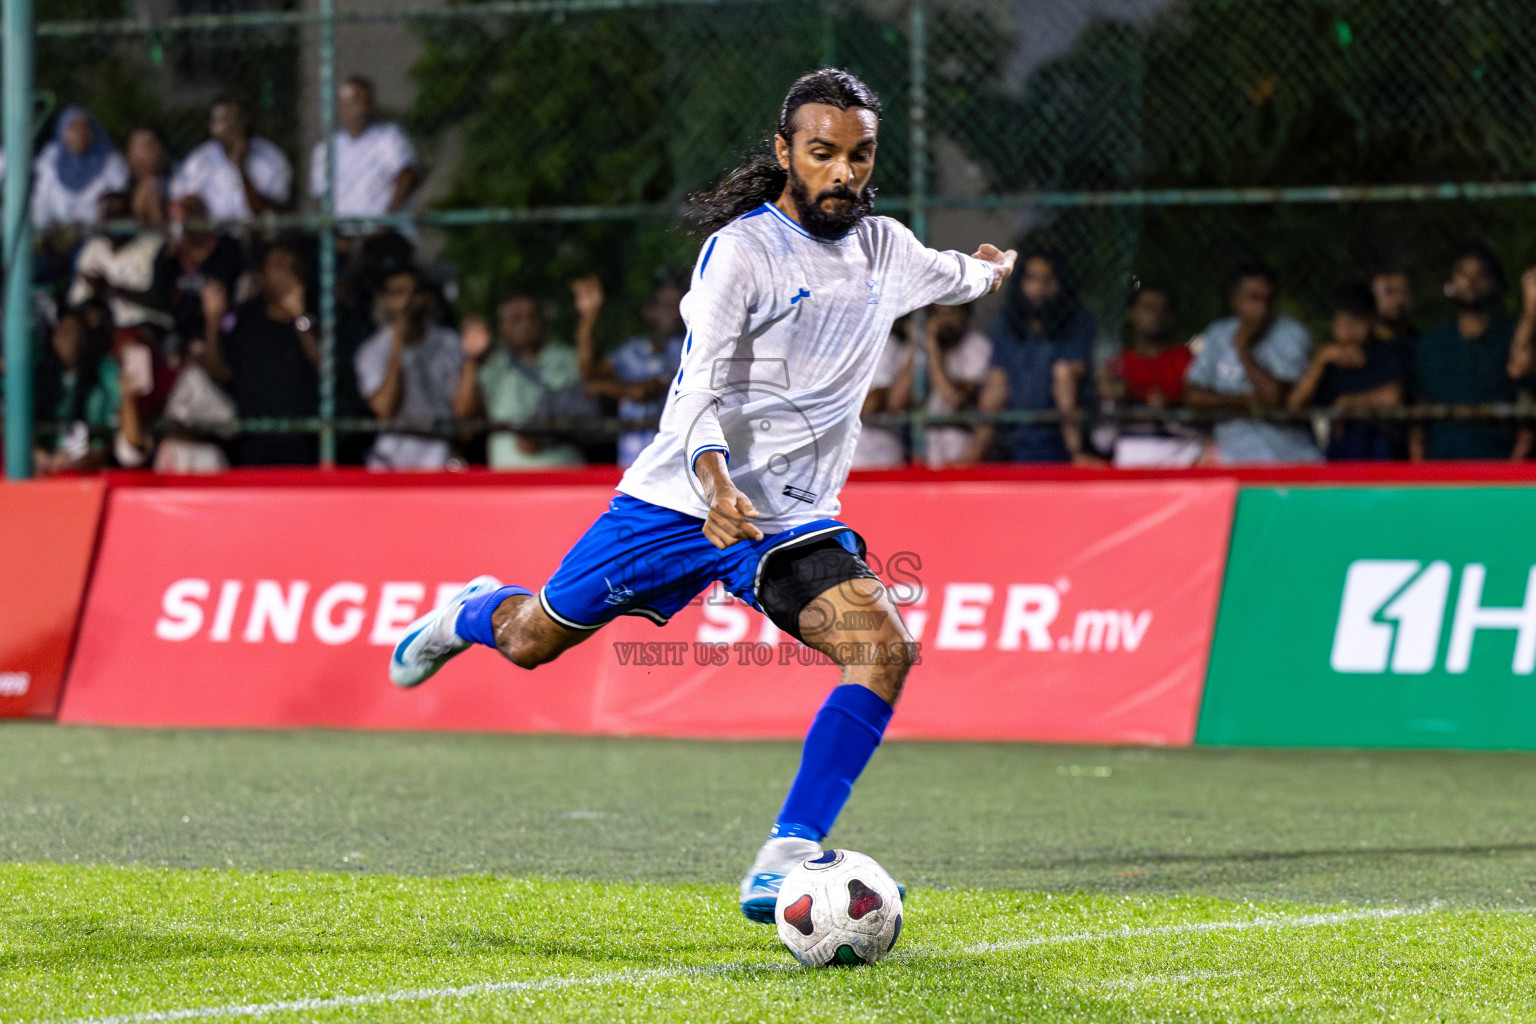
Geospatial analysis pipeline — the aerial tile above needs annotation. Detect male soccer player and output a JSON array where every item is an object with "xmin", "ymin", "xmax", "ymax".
[{"xmin": 389, "ymin": 68, "xmax": 1015, "ymax": 922}]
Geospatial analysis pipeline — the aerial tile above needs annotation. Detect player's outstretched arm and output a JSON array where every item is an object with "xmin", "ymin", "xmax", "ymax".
[
  {"xmin": 972, "ymin": 244, "xmax": 1018, "ymax": 294},
  {"xmin": 694, "ymin": 450, "xmax": 764, "ymax": 549}
]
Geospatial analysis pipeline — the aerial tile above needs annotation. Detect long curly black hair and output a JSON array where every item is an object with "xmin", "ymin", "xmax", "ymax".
[
  {"xmin": 687, "ymin": 68, "xmax": 881, "ymax": 235},
  {"xmin": 999, "ymin": 245, "xmax": 1084, "ymax": 341}
]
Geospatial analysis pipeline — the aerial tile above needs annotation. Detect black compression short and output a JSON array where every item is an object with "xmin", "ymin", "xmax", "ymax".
[{"xmin": 756, "ymin": 532, "xmax": 880, "ymax": 644}]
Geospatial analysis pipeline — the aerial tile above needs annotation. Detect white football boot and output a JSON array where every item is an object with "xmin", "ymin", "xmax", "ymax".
[
  {"xmin": 739, "ymin": 836, "xmax": 822, "ymax": 923},
  {"xmin": 389, "ymin": 575, "xmax": 505, "ymax": 688}
]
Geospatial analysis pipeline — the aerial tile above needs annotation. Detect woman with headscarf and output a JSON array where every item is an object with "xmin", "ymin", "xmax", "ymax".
[
  {"xmin": 31, "ymin": 106, "xmax": 130, "ymax": 232},
  {"xmin": 968, "ymin": 246, "xmax": 1100, "ymax": 463}
]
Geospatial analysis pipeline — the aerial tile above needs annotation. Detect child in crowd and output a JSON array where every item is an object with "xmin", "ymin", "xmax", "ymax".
[{"xmin": 1287, "ymin": 283, "xmax": 1408, "ymax": 459}]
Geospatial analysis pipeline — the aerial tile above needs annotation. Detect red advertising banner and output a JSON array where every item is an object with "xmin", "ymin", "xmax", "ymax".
[
  {"xmin": 0, "ymin": 478, "xmax": 106, "ymax": 718},
  {"xmin": 62, "ymin": 480, "xmax": 1234, "ymax": 743}
]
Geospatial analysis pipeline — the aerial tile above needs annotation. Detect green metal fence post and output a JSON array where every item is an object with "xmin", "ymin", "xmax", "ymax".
[
  {"xmin": 317, "ymin": 0, "xmax": 338, "ymax": 467},
  {"xmin": 907, "ymin": 0, "xmax": 927, "ymax": 247},
  {"xmin": 3, "ymin": 0, "xmax": 34, "ymax": 480},
  {"xmin": 907, "ymin": 0, "xmax": 928, "ymax": 461}
]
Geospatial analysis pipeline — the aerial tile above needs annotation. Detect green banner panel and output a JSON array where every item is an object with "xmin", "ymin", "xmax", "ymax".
[{"xmin": 1198, "ymin": 487, "xmax": 1536, "ymax": 749}]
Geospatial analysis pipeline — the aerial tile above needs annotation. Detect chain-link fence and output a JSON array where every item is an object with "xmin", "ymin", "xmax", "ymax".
[{"xmin": 7, "ymin": 0, "xmax": 1536, "ymax": 471}]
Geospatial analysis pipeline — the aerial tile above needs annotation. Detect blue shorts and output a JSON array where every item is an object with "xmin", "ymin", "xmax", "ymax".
[{"xmin": 538, "ymin": 493, "xmax": 858, "ymax": 629}]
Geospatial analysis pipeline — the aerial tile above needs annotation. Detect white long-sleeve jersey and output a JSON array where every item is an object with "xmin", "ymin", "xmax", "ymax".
[{"xmin": 616, "ymin": 202, "xmax": 994, "ymax": 531}]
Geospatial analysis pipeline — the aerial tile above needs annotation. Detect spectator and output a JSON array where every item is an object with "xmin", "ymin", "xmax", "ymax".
[
  {"xmin": 68, "ymin": 191, "xmax": 171, "ymax": 337},
  {"xmin": 1509, "ymin": 267, "xmax": 1536, "ymax": 387},
  {"xmin": 850, "ymin": 318, "xmax": 912, "ymax": 469},
  {"xmin": 355, "ymin": 267, "xmax": 476, "ymax": 470},
  {"xmin": 1288, "ymin": 284, "xmax": 1408, "ymax": 460},
  {"xmin": 1371, "ymin": 266, "xmax": 1416, "ymax": 340},
  {"xmin": 125, "ymin": 128, "xmax": 169, "ymax": 229},
  {"xmin": 309, "ymin": 76, "xmax": 417, "ymax": 223},
  {"xmin": 30, "ymin": 106, "xmax": 129, "ymax": 232},
  {"xmin": 973, "ymin": 247, "xmax": 1097, "ymax": 464},
  {"xmin": 1410, "ymin": 242, "xmax": 1521, "ymax": 460},
  {"xmin": 170, "ymin": 97, "xmax": 292, "ymax": 223},
  {"xmin": 1102, "ymin": 284, "xmax": 1190, "ymax": 408},
  {"xmin": 1185, "ymin": 260, "xmax": 1320, "ymax": 464},
  {"xmin": 889, "ymin": 304, "xmax": 993, "ymax": 468},
  {"xmin": 1099, "ymin": 283, "xmax": 1202, "ymax": 468},
  {"xmin": 160, "ymin": 195, "xmax": 244, "ymax": 357},
  {"xmin": 465, "ymin": 291, "xmax": 584, "ymax": 470},
  {"xmin": 200, "ymin": 241, "xmax": 320, "ymax": 466},
  {"xmin": 33, "ymin": 305, "xmax": 149, "ymax": 473},
  {"xmin": 573, "ymin": 276, "xmax": 685, "ymax": 468}
]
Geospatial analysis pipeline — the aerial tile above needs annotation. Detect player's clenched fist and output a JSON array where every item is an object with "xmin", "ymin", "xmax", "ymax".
[
  {"xmin": 694, "ymin": 450, "xmax": 764, "ymax": 549},
  {"xmin": 704, "ymin": 490, "xmax": 764, "ymax": 549}
]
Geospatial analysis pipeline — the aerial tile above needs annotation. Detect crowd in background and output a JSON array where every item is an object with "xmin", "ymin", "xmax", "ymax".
[
  {"xmin": 7, "ymin": 79, "xmax": 1536, "ymax": 475},
  {"xmin": 910, "ymin": 241, "xmax": 1534, "ymax": 470}
]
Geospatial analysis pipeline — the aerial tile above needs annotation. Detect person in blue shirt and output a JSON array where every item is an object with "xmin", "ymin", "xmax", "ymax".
[
  {"xmin": 574, "ymin": 275, "xmax": 686, "ymax": 467},
  {"xmin": 972, "ymin": 246, "xmax": 1097, "ymax": 463}
]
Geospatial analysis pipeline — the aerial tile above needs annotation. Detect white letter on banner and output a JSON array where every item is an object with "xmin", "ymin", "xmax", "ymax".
[
  {"xmin": 1119, "ymin": 611, "xmax": 1153, "ymax": 652},
  {"xmin": 155, "ymin": 579, "xmax": 210, "ymax": 641},
  {"xmin": 1330, "ymin": 560, "xmax": 1421, "ymax": 673},
  {"xmin": 1383, "ymin": 562, "xmax": 1451, "ymax": 674},
  {"xmin": 936, "ymin": 583, "xmax": 993, "ymax": 651},
  {"xmin": 371, "ymin": 582, "xmax": 425, "ymax": 646},
  {"xmin": 1447, "ymin": 564, "xmax": 1536, "ymax": 675},
  {"xmin": 312, "ymin": 582, "xmax": 368, "ymax": 645},
  {"xmin": 901, "ymin": 586, "xmax": 928, "ymax": 644},
  {"xmin": 208, "ymin": 580, "xmax": 244, "ymax": 643},
  {"xmin": 996, "ymin": 584, "xmax": 1059, "ymax": 651},
  {"xmin": 698, "ymin": 583, "xmax": 749, "ymax": 644},
  {"xmin": 243, "ymin": 581, "xmax": 311, "ymax": 643}
]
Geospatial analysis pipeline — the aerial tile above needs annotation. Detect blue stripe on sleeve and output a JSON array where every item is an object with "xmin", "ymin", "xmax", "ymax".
[
  {"xmin": 690, "ymin": 445, "xmax": 730, "ymax": 471},
  {"xmin": 700, "ymin": 237, "xmax": 719, "ymax": 276}
]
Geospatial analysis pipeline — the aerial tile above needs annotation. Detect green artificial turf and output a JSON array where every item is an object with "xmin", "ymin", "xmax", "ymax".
[
  {"xmin": 3, "ymin": 723, "xmax": 1535, "ymax": 906},
  {"xmin": 3, "ymin": 864, "xmax": 1533, "ymax": 1023},
  {"xmin": 4, "ymin": 723, "xmax": 1536, "ymax": 1021}
]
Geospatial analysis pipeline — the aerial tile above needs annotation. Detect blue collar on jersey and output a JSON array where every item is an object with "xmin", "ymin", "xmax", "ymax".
[{"xmin": 755, "ymin": 202, "xmax": 855, "ymax": 245}]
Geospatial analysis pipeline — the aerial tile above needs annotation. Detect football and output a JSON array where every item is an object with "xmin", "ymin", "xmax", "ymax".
[{"xmin": 774, "ymin": 849, "xmax": 904, "ymax": 967}]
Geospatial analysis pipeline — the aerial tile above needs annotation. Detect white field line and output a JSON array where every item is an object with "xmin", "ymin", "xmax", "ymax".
[
  {"xmin": 956, "ymin": 904, "xmax": 1433, "ymax": 955},
  {"xmin": 29, "ymin": 969, "xmax": 683, "ymax": 1024},
  {"xmin": 27, "ymin": 905, "xmax": 1437, "ymax": 1024}
]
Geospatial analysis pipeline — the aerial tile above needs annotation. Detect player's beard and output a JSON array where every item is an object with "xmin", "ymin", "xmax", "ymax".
[{"xmin": 787, "ymin": 163, "xmax": 873, "ymax": 240}]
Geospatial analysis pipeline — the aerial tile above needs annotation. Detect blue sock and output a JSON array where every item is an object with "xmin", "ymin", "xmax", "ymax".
[
  {"xmin": 771, "ymin": 684, "xmax": 895, "ymax": 843},
  {"xmin": 454, "ymin": 585, "xmax": 532, "ymax": 648}
]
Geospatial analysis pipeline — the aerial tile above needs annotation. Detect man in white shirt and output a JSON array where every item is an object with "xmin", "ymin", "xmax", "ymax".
[
  {"xmin": 385, "ymin": 69, "xmax": 1014, "ymax": 928},
  {"xmin": 169, "ymin": 98, "xmax": 292, "ymax": 223},
  {"xmin": 354, "ymin": 267, "xmax": 479, "ymax": 470},
  {"xmin": 890, "ymin": 303, "xmax": 994, "ymax": 467},
  {"xmin": 309, "ymin": 76, "xmax": 417, "ymax": 221},
  {"xmin": 1185, "ymin": 261, "xmax": 1322, "ymax": 464}
]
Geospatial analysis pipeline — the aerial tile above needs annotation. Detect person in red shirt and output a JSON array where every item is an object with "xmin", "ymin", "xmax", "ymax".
[
  {"xmin": 1100, "ymin": 282, "xmax": 1201, "ymax": 467},
  {"xmin": 1103, "ymin": 283, "xmax": 1191, "ymax": 406}
]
